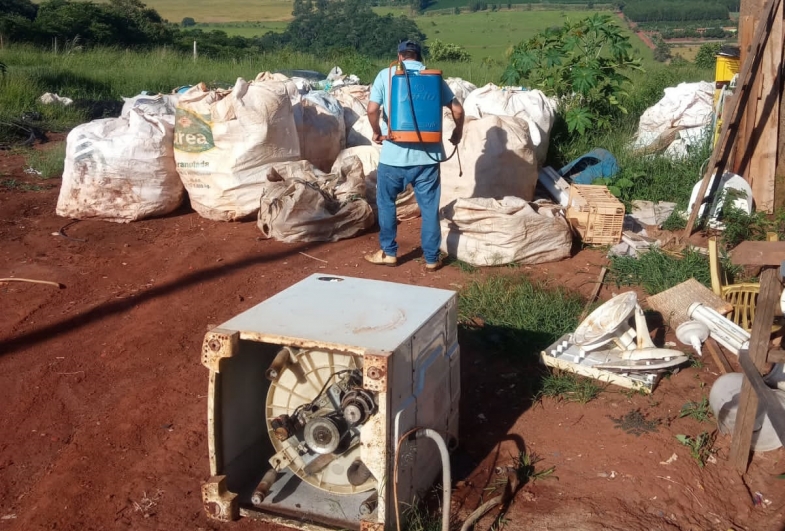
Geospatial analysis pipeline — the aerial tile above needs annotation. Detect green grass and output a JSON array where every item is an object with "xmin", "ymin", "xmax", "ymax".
[
  {"xmin": 195, "ymin": 21, "xmax": 289, "ymax": 36},
  {"xmin": 414, "ymin": 9, "xmax": 652, "ymax": 61},
  {"xmin": 606, "ymin": 248, "xmax": 711, "ymax": 295},
  {"xmin": 91, "ymin": 0, "xmax": 294, "ymax": 22},
  {"xmin": 538, "ymin": 371, "xmax": 605, "ymax": 403},
  {"xmin": 24, "ymin": 142, "xmax": 66, "ymax": 179},
  {"xmin": 679, "ymin": 397, "xmax": 712, "ymax": 423},
  {"xmin": 675, "ymin": 431, "xmax": 716, "ymax": 468},
  {"xmin": 0, "ymin": 178, "xmax": 47, "ymax": 192},
  {"xmin": 458, "ymin": 273, "xmax": 585, "ymax": 356}
]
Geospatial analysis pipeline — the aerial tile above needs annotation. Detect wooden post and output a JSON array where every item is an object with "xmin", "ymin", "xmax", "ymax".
[
  {"xmin": 735, "ymin": 0, "xmax": 783, "ymax": 213},
  {"xmin": 193, "ymin": 40, "xmax": 197, "ymax": 61},
  {"xmin": 729, "ymin": 269, "xmax": 779, "ymax": 473},
  {"xmin": 683, "ymin": 0, "xmax": 782, "ymax": 236}
]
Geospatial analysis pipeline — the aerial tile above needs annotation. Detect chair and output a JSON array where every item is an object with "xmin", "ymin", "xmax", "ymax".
[{"xmin": 708, "ymin": 234, "xmax": 781, "ymax": 332}]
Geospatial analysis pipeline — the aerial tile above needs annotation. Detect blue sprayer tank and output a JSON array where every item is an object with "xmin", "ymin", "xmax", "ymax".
[{"xmin": 388, "ymin": 67, "xmax": 443, "ymax": 143}]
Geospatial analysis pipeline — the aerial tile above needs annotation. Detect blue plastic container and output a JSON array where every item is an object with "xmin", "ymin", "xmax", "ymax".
[{"xmin": 389, "ymin": 69, "xmax": 443, "ymax": 143}]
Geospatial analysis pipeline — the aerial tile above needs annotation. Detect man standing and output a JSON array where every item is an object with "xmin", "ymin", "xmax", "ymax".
[{"xmin": 364, "ymin": 40, "xmax": 464, "ymax": 272}]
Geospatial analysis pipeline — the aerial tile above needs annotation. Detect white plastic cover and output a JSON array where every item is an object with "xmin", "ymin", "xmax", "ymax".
[
  {"xmin": 446, "ymin": 77, "xmax": 477, "ymax": 104},
  {"xmin": 57, "ymin": 110, "xmax": 184, "ymax": 222}
]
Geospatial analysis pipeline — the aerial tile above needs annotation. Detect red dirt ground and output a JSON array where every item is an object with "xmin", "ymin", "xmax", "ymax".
[{"xmin": 1, "ymin": 145, "xmax": 784, "ymax": 531}]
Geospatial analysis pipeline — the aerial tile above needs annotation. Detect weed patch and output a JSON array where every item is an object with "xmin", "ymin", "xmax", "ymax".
[
  {"xmin": 511, "ymin": 451, "xmax": 556, "ymax": 484},
  {"xmin": 0, "ymin": 178, "xmax": 46, "ymax": 192},
  {"xmin": 609, "ymin": 409, "xmax": 660, "ymax": 436},
  {"xmin": 606, "ymin": 248, "xmax": 710, "ymax": 295},
  {"xmin": 539, "ymin": 371, "xmax": 604, "ymax": 404},
  {"xmin": 679, "ymin": 397, "xmax": 712, "ymax": 423},
  {"xmin": 675, "ymin": 431, "xmax": 716, "ymax": 467},
  {"xmin": 458, "ymin": 274, "xmax": 585, "ymax": 356},
  {"xmin": 24, "ymin": 142, "xmax": 66, "ymax": 179}
]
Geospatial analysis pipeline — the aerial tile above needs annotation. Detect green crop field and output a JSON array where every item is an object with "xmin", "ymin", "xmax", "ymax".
[
  {"xmin": 418, "ymin": 10, "xmax": 653, "ymax": 61},
  {"xmin": 90, "ymin": 0, "xmax": 295, "ymax": 22}
]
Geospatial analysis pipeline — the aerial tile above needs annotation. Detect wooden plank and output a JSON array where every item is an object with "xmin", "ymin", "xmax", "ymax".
[
  {"xmin": 733, "ymin": 16, "xmax": 759, "ymax": 176},
  {"xmin": 768, "ymin": 349, "xmax": 785, "ymax": 362},
  {"xmin": 683, "ymin": 0, "xmax": 782, "ymax": 236},
  {"xmin": 729, "ymin": 240, "xmax": 785, "ymax": 266},
  {"xmin": 705, "ymin": 337, "xmax": 733, "ymax": 374},
  {"xmin": 747, "ymin": 0, "xmax": 782, "ymax": 213},
  {"xmin": 730, "ymin": 269, "xmax": 780, "ymax": 473}
]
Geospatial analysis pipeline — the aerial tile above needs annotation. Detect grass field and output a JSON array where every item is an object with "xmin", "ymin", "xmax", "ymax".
[
  {"xmin": 196, "ymin": 21, "xmax": 289, "ymax": 36},
  {"xmin": 419, "ymin": 9, "xmax": 653, "ymax": 61},
  {"xmin": 92, "ymin": 0, "xmax": 294, "ymax": 22}
]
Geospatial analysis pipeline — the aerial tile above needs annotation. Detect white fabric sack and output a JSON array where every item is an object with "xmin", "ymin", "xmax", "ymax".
[
  {"xmin": 347, "ymin": 114, "xmax": 375, "ymax": 147},
  {"xmin": 121, "ymin": 93, "xmax": 180, "ymax": 117},
  {"xmin": 57, "ymin": 110, "xmax": 183, "ymax": 222},
  {"xmin": 463, "ymin": 84, "xmax": 555, "ymax": 163},
  {"xmin": 298, "ymin": 91, "xmax": 346, "ymax": 172},
  {"xmin": 446, "ymin": 77, "xmax": 477, "ymax": 104},
  {"xmin": 440, "ymin": 197, "xmax": 572, "ymax": 266},
  {"xmin": 632, "ymin": 81, "xmax": 714, "ymax": 154},
  {"xmin": 332, "ymin": 85, "xmax": 370, "ymax": 137},
  {"xmin": 257, "ymin": 159, "xmax": 374, "ymax": 242},
  {"xmin": 331, "ymin": 146, "xmax": 420, "ymax": 220},
  {"xmin": 440, "ymin": 114, "xmax": 538, "ymax": 209},
  {"xmin": 174, "ymin": 78, "xmax": 300, "ymax": 221}
]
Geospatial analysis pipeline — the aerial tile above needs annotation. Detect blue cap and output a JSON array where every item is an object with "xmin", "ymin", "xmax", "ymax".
[{"xmin": 397, "ymin": 40, "xmax": 421, "ymax": 56}]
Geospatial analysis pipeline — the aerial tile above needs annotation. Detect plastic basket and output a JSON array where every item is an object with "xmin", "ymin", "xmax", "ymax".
[{"xmin": 566, "ymin": 185, "xmax": 625, "ymax": 245}]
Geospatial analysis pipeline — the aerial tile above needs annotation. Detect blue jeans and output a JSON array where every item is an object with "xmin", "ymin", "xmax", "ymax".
[{"xmin": 376, "ymin": 163, "xmax": 441, "ymax": 264}]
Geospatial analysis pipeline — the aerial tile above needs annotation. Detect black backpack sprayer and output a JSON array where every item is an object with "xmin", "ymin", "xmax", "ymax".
[{"xmin": 384, "ymin": 61, "xmax": 462, "ymax": 175}]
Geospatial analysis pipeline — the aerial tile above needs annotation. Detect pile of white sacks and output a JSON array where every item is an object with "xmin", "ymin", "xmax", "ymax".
[{"xmin": 56, "ymin": 72, "xmax": 573, "ymax": 264}]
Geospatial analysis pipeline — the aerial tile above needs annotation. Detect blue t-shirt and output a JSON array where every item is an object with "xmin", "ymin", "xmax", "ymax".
[{"xmin": 370, "ymin": 60, "xmax": 455, "ymax": 167}]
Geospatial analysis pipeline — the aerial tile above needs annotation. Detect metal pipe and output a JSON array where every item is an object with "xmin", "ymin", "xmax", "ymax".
[
  {"xmin": 266, "ymin": 347, "xmax": 293, "ymax": 381},
  {"xmin": 250, "ymin": 469, "xmax": 278, "ymax": 506}
]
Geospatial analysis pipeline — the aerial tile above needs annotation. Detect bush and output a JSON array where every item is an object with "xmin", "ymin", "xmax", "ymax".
[
  {"xmin": 502, "ymin": 14, "xmax": 642, "ymax": 135},
  {"xmin": 653, "ymin": 39, "xmax": 671, "ymax": 62},
  {"xmin": 181, "ymin": 17, "xmax": 195, "ymax": 27},
  {"xmin": 428, "ymin": 39, "xmax": 471, "ymax": 62},
  {"xmin": 694, "ymin": 42, "xmax": 721, "ymax": 68}
]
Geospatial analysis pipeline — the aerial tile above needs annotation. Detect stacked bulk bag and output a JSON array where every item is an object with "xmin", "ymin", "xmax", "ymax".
[
  {"xmin": 440, "ymin": 197, "xmax": 572, "ymax": 266},
  {"xmin": 463, "ymin": 84, "xmax": 555, "ymax": 164},
  {"xmin": 56, "ymin": 109, "xmax": 184, "ymax": 222},
  {"xmin": 174, "ymin": 78, "xmax": 300, "ymax": 221},
  {"xmin": 440, "ymin": 114, "xmax": 538, "ymax": 209},
  {"xmin": 257, "ymin": 159, "xmax": 374, "ymax": 243}
]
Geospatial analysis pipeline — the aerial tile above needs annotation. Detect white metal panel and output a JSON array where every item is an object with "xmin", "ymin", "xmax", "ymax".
[{"xmin": 219, "ymin": 275, "xmax": 456, "ymax": 353}]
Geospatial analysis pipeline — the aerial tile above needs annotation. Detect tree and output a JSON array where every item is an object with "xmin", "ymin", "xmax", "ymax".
[
  {"xmin": 428, "ymin": 39, "xmax": 471, "ymax": 62},
  {"xmin": 181, "ymin": 17, "xmax": 196, "ymax": 27},
  {"xmin": 502, "ymin": 14, "xmax": 643, "ymax": 135},
  {"xmin": 694, "ymin": 42, "xmax": 721, "ymax": 69},
  {"xmin": 653, "ymin": 38, "xmax": 671, "ymax": 62}
]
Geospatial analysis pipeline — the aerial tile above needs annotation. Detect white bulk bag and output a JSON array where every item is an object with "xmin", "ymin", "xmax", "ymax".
[
  {"xmin": 174, "ymin": 78, "xmax": 300, "ymax": 221},
  {"xmin": 331, "ymin": 147, "xmax": 420, "ymax": 220},
  {"xmin": 463, "ymin": 83, "xmax": 555, "ymax": 163},
  {"xmin": 56, "ymin": 110, "xmax": 183, "ymax": 222},
  {"xmin": 299, "ymin": 91, "xmax": 346, "ymax": 172},
  {"xmin": 440, "ymin": 114, "xmax": 538, "ymax": 209},
  {"xmin": 446, "ymin": 77, "xmax": 477, "ymax": 104},
  {"xmin": 121, "ymin": 93, "xmax": 180, "ymax": 117},
  {"xmin": 332, "ymin": 85, "xmax": 370, "ymax": 135},
  {"xmin": 632, "ymin": 81, "xmax": 714, "ymax": 155},
  {"xmin": 257, "ymin": 159, "xmax": 374, "ymax": 242},
  {"xmin": 440, "ymin": 197, "xmax": 572, "ymax": 266}
]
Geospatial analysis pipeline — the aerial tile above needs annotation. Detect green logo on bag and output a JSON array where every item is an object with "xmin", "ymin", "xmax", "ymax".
[{"xmin": 174, "ymin": 109, "xmax": 214, "ymax": 153}]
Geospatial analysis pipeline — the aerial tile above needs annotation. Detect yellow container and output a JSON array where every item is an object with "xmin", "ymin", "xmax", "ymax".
[{"xmin": 715, "ymin": 55, "xmax": 740, "ymax": 84}]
